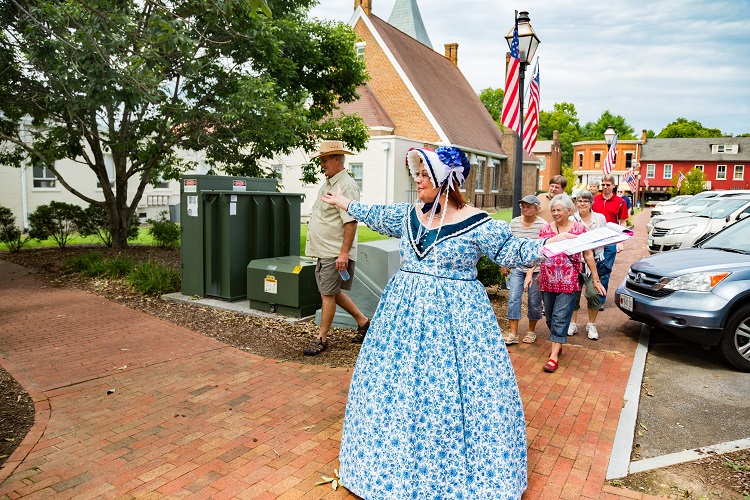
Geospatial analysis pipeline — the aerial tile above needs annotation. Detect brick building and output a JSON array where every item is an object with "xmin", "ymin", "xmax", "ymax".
[{"xmin": 275, "ymin": 0, "xmax": 540, "ymax": 216}]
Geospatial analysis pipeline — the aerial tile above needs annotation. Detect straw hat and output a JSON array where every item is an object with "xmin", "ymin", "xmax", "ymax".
[{"xmin": 310, "ymin": 140, "xmax": 354, "ymax": 159}]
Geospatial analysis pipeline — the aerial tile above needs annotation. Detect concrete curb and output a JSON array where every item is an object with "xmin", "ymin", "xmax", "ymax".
[
  {"xmin": 606, "ymin": 323, "xmax": 651, "ymax": 480},
  {"xmin": 630, "ymin": 437, "xmax": 750, "ymax": 474}
]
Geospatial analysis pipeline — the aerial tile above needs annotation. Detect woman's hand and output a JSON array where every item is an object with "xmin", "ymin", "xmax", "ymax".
[
  {"xmin": 546, "ymin": 232, "xmax": 577, "ymax": 244},
  {"xmin": 321, "ymin": 185, "xmax": 351, "ymax": 210}
]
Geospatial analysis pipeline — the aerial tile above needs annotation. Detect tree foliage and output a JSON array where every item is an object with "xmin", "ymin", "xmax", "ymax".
[
  {"xmin": 538, "ymin": 102, "xmax": 583, "ymax": 168},
  {"xmin": 478, "ymin": 87, "xmax": 505, "ymax": 124},
  {"xmin": 0, "ymin": 0, "xmax": 369, "ymax": 248},
  {"xmin": 657, "ymin": 118, "xmax": 725, "ymax": 138},
  {"xmin": 581, "ymin": 111, "xmax": 636, "ymax": 140},
  {"xmin": 668, "ymin": 168, "xmax": 708, "ymax": 196}
]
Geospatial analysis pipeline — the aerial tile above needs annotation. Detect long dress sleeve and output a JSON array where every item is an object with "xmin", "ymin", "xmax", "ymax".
[
  {"xmin": 475, "ymin": 218, "xmax": 546, "ymax": 268},
  {"xmin": 347, "ymin": 201, "xmax": 410, "ymax": 239}
]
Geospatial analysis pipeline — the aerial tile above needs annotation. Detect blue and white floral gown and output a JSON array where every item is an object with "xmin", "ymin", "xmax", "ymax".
[{"xmin": 339, "ymin": 202, "xmax": 546, "ymax": 500}]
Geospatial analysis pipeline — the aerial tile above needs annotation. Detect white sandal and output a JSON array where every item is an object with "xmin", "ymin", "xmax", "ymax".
[
  {"xmin": 504, "ymin": 334, "xmax": 519, "ymax": 345},
  {"xmin": 522, "ymin": 331, "xmax": 537, "ymax": 344}
]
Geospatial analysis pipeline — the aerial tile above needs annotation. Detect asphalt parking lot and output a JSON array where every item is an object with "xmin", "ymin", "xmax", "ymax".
[{"xmin": 633, "ymin": 325, "xmax": 750, "ymax": 461}]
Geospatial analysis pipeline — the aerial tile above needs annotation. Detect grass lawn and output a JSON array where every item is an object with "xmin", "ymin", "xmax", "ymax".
[{"xmin": 14, "ymin": 207, "xmax": 514, "ymax": 254}]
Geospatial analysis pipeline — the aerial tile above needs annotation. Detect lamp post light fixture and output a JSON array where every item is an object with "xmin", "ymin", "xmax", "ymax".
[
  {"xmin": 604, "ymin": 124, "xmax": 616, "ymax": 149},
  {"xmin": 505, "ymin": 11, "xmax": 540, "ymax": 218}
]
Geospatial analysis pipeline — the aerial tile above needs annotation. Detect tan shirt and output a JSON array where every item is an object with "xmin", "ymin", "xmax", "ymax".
[
  {"xmin": 537, "ymin": 192, "xmax": 555, "ymax": 222},
  {"xmin": 305, "ymin": 169, "xmax": 360, "ymax": 260}
]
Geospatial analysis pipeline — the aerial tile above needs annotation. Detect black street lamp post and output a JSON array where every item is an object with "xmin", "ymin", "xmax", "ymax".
[{"xmin": 506, "ymin": 12, "xmax": 540, "ymax": 218}]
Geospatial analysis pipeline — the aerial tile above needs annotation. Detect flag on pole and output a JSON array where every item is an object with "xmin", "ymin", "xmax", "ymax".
[
  {"xmin": 677, "ymin": 171, "xmax": 686, "ymax": 189},
  {"xmin": 523, "ymin": 59, "xmax": 540, "ymax": 153},
  {"xmin": 624, "ymin": 169, "xmax": 638, "ymax": 192},
  {"xmin": 501, "ymin": 19, "xmax": 520, "ymax": 134},
  {"xmin": 602, "ymin": 133, "xmax": 618, "ymax": 174}
]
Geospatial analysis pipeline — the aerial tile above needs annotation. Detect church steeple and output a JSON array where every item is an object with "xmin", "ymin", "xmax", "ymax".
[{"xmin": 387, "ymin": 0, "xmax": 432, "ymax": 49}]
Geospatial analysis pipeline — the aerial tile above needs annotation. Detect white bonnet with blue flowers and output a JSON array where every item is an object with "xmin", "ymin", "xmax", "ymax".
[{"xmin": 407, "ymin": 146, "xmax": 471, "ymax": 189}]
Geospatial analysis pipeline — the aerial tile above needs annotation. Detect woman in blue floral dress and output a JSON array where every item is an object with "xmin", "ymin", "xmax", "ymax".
[{"xmin": 320, "ymin": 146, "xmax": 573, "ymax": 499}]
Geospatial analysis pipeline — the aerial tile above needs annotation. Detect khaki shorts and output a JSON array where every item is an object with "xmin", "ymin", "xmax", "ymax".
[{"xmin": 315, "ymin": 257, "xmax": 356, "ymax": 296}]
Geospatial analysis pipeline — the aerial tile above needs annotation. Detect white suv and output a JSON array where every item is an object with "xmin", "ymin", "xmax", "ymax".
[{"xmin": 648, "ymin": 197, "xmax": 750, "ymax": 253}]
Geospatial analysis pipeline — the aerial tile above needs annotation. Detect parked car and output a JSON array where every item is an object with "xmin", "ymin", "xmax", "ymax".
[
  {"xmin": 648, "ymin": 197, "xmax": 750, "ymax": 253},
  {"xmin": 653, "ymin": 194, "xmax": 692, "ymax": 208},
  {"xmin": 646, "ymin": 197, "xmax": 724, "ymax": 233},
  {"xmin": 649, "ymin": 189, "xmax": 750, "ymax": 218},
  {"xmin": 616, "ymin": 216, "xmax": 750, "ymax": 371}
]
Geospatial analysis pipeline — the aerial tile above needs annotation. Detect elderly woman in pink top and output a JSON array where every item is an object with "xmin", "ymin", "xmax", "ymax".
[{"xmin": 538, "ymin": 194, "xmax": 606, "ymax": 373}]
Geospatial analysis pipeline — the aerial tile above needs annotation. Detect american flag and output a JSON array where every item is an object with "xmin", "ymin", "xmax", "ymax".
[
  {"xmin": 523, "ymin": 60, "xmax": 540, "ymax": 153},
  {"xmin": 501, "ymin": 20, "xmax": 520, "ymax": 134},
  {"xmin": 624, "ymin": 169, "xmax": 638, "ymax": 192},
  {"xmin": 677, "ymin": 171, "xmax": 687, "ymax": 188},
  {"xmin": 602, "ymin": 133, "xmax": 618, "ymax": 174},
  {"xmin": 644, "ymin": 178, "xmax": 649, "ymax": 189}
]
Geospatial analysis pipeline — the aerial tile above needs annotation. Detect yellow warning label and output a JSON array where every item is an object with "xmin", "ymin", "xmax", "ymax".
[{"xmin": 292, "ymin": 266, "xmax": 302, "ymax": 274}]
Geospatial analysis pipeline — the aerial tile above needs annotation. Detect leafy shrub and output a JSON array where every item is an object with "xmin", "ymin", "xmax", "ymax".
[
  {"xmin": 146, "ymin": 211, "xmax": 180, "ymax": 249},
  {"xmin": 0, "ymin": 205, "xmax": 29, "ymax": 253},
  {"xmin": 76, "ymin": 204, "xmax": 140, "ymax": 247},
  {"xmin": 476, "ymin": 256, "xmax": 507, "ymax": 288},
  {"xmin": 28, "ymin": 201, "xmax": 84, "ymax": 249},
  {"xmin": 102, "ymin": 255, "xmax": 135, "ymax": 278},
  {"xmin": 64, "ymin": 252, "xmax": 105, "ymax": 275},
  {"xmin": 128, "ymin": 260, "xmax": 180, "ymax": 295}
]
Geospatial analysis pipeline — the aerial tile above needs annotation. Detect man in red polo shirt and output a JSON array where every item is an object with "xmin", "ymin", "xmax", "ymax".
[{"xmin": 592, "ymin": 174, "xmax": 629, "ymax": 309}]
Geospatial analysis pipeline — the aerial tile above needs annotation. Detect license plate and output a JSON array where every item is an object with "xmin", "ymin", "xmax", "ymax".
[
  {"xmin": 620, "ymin": 294, "xmax": 634, "ymax": 312},
  {"xmin": 647, "ymin": 238, "xmax": 653, "ymax": 246}
]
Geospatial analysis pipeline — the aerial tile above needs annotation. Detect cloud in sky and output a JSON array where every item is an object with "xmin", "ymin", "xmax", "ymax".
[{"xmin": 309, "ymin": 0, "xmax": 750, "ymax": 136}]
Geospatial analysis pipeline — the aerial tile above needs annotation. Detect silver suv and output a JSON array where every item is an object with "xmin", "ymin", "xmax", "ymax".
[{"xmin": 617, "ymin": 216, "xmax": 750, "ymax": 371}]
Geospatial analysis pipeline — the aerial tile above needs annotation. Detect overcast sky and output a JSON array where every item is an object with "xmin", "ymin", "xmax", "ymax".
[{"xmin": 309, "ymin": 0, "xmax": 750, "ymax": 137}]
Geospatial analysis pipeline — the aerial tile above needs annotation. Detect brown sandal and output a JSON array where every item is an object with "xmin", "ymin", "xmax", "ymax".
[
  {"xmin": 303, "ymin": 337, "xmax": 328, "ymax": 356},
  {"xmin": 351, "ymin": 319, "xmax": 370, "ymax": 344}
]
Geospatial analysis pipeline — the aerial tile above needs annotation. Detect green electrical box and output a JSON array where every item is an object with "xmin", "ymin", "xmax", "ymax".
[
  {"xmin": 247, "ymin": 256, "xmax": 321, "ymax": 317},
  {"xmin": 201, "ymin": 190, "xmax": 303, "ymax": 301},
  {"xmin": 180, "ymin": 175, "xmax": 278, "ymax": 297}
]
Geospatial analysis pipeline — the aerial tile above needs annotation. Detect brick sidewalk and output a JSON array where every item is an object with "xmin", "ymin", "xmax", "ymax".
[{"xmin": 0, "ymin": 210, "xmax": 663, "ymax": 499}]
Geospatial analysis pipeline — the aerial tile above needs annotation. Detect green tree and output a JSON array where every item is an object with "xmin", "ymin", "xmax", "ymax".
[
  {"xmin": 668, "ymin": 168, "xmax": 708, "ymax": 196},
  {"xmin": 657, "ymin": 118, "xmax": 725, "ymax": 138},
  {"xmin": 538, "ymin": 102, "xmax": 583, "ymax": 168},
  {"xmin": 0, "ymin": 0, "xmax": 369, "ymax": 249},
  {"xmin": 478, "ymin": 87, "xmax": 505, "ymax": 124},
  {"xmin": 581, "ymin": 111, "xmax": 636, "ymax": 140}
]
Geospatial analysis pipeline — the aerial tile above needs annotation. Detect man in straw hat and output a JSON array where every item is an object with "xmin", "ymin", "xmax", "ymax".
[{"xmin": 302, "ymin": 140, "xmax": 370, "ymax": 355}]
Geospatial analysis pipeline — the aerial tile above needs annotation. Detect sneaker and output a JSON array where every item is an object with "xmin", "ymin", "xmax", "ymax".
[
  {"xmin": 586, "ymin": 323, "xmax": 599, "ymax": 340},
  {"xmin": 567, "ymin": 323, "xmax": 579, "ymax": 336}
]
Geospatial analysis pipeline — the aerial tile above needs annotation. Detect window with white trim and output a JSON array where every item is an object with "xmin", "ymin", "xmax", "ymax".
[
  {"xmin": 577, "ymin": 152, "xmax": 583, "ymax": 169},
  {"xmin": 647, "ymin": 164, "xmax": 655, "ymax": 178},
  {"xmin": 717, "ymin": 165, "xmax": 727, "ymax": 180},
  {"xmin": 663, "ymin": 164, "xmax": 672, "ymax": 179},
  {"xmin": 625, "ymin": 152, "xmax": 633, "ymax": 169},
  {"xmin": 734, "ymin": 165, "xmax": 744, "ymax": 180},
  {"xmin": 593, "ymin": 152, "xmax": 601, "ymax": 169},
  {"xmin": 474, "ymin": 157, "xmax": 485, "ymax": 192},
  {"xmin": 33, "ymin": 161, "xmax": 57, "ymax": 188},
  {"xmin": 712, "ymin": 144, "xmax": 738, "ymax": 154},
  {"xmin": 349, "ymin": 163, "xmax": 363, "ymax": 191},
  {"xmin": 355, "ymin": 42, "xmax": 366, "ymax": 60},
  {"xmin": 490, "ymin": 160, "xmax": 499, "ymax": 192},
  {"xmin": 694, "ymin": 164, "xmax": 704, "ymax": 172}
]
